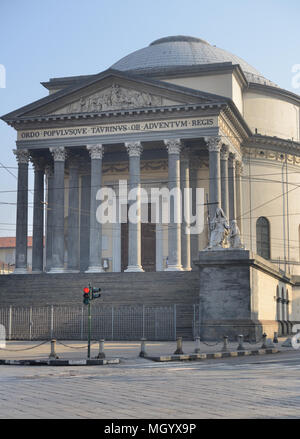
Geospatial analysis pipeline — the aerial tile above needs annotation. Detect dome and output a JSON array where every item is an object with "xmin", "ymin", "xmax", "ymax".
[{"xmin": 111, "ymin": 35, "xmax": 277, "ymax": 87}]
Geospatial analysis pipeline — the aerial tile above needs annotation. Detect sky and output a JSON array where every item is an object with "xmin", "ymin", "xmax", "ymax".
[{"xmin": 0, "ymin": 0, "xmax": 299, "ymax": 237}]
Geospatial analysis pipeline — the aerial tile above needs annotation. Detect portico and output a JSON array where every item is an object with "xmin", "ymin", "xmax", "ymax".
[
  {"xmin": 12, "ymin": 140, "xmax": 244, "ymax": 274},
  {"xmin": 5, "ymin": 70, "xmax": 248, "ymax": 275}
]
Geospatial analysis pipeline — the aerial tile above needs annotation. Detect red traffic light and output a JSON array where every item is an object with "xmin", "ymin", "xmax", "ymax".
[{"xmin": 83, "ymin": 287, "xmax": 90, "ymax": 293}]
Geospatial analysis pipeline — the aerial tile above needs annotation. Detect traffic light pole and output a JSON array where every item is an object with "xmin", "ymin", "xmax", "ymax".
[
  {"xmin": 82, "ymin": 283, "xmax": 101, "ymax": 360},
  {"xmin": 87, "ymin": 300, "xmax": 91, "ymax": 359}
]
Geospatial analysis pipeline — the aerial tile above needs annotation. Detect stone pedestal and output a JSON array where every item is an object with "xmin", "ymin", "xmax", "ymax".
[{"xmin": 195, "ymin": 249, "xmax": 288, "ymax": 341}]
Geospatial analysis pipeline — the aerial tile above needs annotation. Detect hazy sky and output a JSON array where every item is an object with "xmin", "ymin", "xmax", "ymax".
[{"xmin": 0, "ymin": 0, "xmax": 299, "ymax": 237}]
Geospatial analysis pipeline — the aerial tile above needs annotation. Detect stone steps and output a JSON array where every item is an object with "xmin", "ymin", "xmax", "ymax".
[{"xmin": 0, "ymin": 271, "xmax": 200, "ymax": 339}]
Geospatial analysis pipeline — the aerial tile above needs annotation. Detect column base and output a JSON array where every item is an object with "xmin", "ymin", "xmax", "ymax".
[
  {"xmin": 85, "ymin": 266, "xmax": 104, "ymax": 273},
  {"xmin": 13, "ymin": 267, "xmax": 28, "ymax": 274},
  {"xmin": 182, "ymin": 266, "xmax": 192, "ymax": 271},
  {"xmin": 124, "ymin": 265, "xmax": 144, "ymax": 272},
  {"xmin": 164, "ymin": 265, "xmax": 183, "ymax": 271},
  {"xmin": 48, "ymin": 267, "xmax": 66, "ymax": 274}
]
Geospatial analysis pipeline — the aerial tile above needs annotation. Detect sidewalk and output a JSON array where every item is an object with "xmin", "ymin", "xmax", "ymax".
[{"xmin": 0, "ymin": 337, "xmax": 295, "ymax": 362}]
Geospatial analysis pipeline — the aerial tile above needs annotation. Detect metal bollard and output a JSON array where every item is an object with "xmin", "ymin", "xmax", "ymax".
[
  {"xmin": 194, "ymin": 336, "xmax": 201, "ymax": 353},
  {"xmin": 96, "ymin": 339, "xmax": 106, "ymax": 359},
  {"xmin": 49, "ymin": 339, "xmax": 59, "ymax": 359},
  {"xmin": 261, "ymin": 333, "xmax": 267, "ymax": 349},
  {"xmin": 237, "ymin": 334, "xmax": 245, "ymax": 351},
  {"xmin": 222, "ymin": 336, "xmax": 229, "ymax": 352},
  {"xmin": 174, "ymin": 337, "xmax": 184, "ymax": 355},
  {"xmin": 273, "ymin": 332, "xmax": 279, "ymax": 343},
  {"xmin": 139, "ymin": 338, "xmax": 147, "ymax": 358}
]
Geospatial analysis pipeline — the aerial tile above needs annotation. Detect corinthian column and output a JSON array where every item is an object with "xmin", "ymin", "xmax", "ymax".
[
  {"xmin": 164, "ymin": 138, "xmax": 183, "ymax": 271},
  {"xmin": 125, "ymin": 141, "xmax": 144, "ymax": 272},
  {"xmin": 49, "ymin": 146, "xmax": 66, "ymax": 273},
  {"xmin": 13, "ymin": 149, "xmax": 29, "ymax": 274},
  {"xmin": 180, "ymin": 150, "xmax": 191, "ymax": 271},
  {"xmin": 236, "ymin": 161, "xmax": 243, "ymax": 233},
  {"xmin": 45, "ymin": 165, "xmax": 54, "ymax": 272},
  {"xmin": 67, "ymin": 156, "xmax": 80, "ymax": 272},
  {"xmin": 31, "ymin": 156, "xmax": 45, "ymax": 273},
  {"xmin": 228, "ymin": 153, "xmax": 236, "ymax": 222},
  {"xmin": 220, "ymin": 145, "xmax": 229, "ymax": 218},
  {"xmin": 85, "ymin": 144, "xmax": 104, "ymax": 273},
  {"xmin": 206, "ymin": 136, "xmax": 222, "ymax": 219}
]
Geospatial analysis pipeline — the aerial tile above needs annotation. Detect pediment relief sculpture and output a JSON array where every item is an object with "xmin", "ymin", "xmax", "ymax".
[{"xmin": 54, "ymin": 84, "xmax": 179, "ymax": 114}]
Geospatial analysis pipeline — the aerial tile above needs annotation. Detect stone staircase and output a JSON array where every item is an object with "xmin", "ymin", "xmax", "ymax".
[{"xmin": 0, "ymin": 271, "xmax": 200, "ymax": 339}]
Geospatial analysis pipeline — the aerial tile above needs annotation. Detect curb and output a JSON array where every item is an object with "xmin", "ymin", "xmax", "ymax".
[
  {"xmin": 146, "ymin": 348, "xmax": 279, "ymax": 362},
  {"xmin": 0, "ymin": 358, "xmax": 120, "ymax": 366}
]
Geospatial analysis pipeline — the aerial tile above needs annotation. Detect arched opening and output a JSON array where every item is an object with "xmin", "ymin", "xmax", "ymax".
[{"xmin": 256, "ymin": 217, "xmax": 270, "ymax": 259}]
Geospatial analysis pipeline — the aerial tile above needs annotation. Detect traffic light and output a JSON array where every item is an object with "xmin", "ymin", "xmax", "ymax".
[
  {"xmin": 92, "ymin": 287, "xmax": 101, "ymax": 299},
  {"xmin": 83, "ymin": 286, "xmax": 90, "ymax": 305},
  {"xmin": 83, "ymin": 285, "xmax": 101, "ymax": 305}
]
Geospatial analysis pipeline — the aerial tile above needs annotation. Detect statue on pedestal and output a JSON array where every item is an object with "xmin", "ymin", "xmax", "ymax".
[
  {"xmin": 206, "ymin": 207, "xmax": 230, "ymax": 250},
  {"xmin": 229, "ymin": 220, "xmax": 244, "ymax": 249}
]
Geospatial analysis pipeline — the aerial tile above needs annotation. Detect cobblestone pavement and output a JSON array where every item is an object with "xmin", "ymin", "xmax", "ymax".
[{"xmin": 0, "ymin": 340, "xmax": 300, "ymax": 419}]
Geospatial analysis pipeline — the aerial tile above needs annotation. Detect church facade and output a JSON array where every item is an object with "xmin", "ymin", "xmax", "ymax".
[{"xmin": 2, "ymin": 36, "xmax": 300, "ymax": 339}]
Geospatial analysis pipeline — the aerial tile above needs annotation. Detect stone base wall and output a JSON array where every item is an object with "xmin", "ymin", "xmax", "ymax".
[
  {"xmin": 195, "ymin": 249, "xmax": 294, "ymax": 341},
  {"xmin": 0, "ymin": 271, "xmax": 199, "ymax": 339}
]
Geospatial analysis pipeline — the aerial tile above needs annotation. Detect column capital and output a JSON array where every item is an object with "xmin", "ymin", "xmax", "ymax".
[
  {"xmin": 45, "ymin": 164, "xmax": 54, "ymax": 177},
  {"xmin": 68, "ymin": 154, "xmax": 81, "ymax": 169},
  {"xmin": 164, "ymin": 138, "xmax": 182, "ymax": 154},
  {"xmin": 87, "ymin": 144, "xmax": 104, "ymax": 159},
  {"xmin": 125, "ymin": 141, "xmax": 143, "ymax": 157},
  {"xmin": 180, "ymin": 147, "xmax": 190, "ymax": 162},
  {"xmin": 228, "ymin": 152, "xmax": 236, "ymax": 167},
  {"xmin": 13, "ymin": 149, "xmax": 30, "ymax": 164},
  {"xmin": 220, "ymin": 145, "xmax": 229, "ymax": 160},
  {"xmin": 236, "ymin": 161, "xmax": 244, "ymax": 176},
  {"xmin": 206, "ymin": 136, "xmax": 222, "ymax": 152},
  {"xmin": 50, "ymin": 146, "xmax": 66, "ymax": 162},
  {"xmin": 30, "ymin": 156, "xmax": 46, "ymax": 171}
]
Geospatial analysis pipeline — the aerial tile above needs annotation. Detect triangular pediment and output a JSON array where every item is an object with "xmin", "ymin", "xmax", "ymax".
[
  {"xmin": 1, "ymin": 69, "xmax": 229, "ymax": 121},
  {"xmin": 52, "ymin": 82, "xmax": 180, "ymax": 114}
]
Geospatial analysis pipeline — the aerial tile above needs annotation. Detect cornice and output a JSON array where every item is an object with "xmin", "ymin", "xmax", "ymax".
[
  {"xmin": 242, "ymin": 134, "xmax": 300, "ymax": 155},
  {"xmin": 242, "ymin": 135, "xmax": 300, "ymax": 167},
  {"xmin": 6, "ymin": 102, "xmax": 227, "ymax": 128},
  {"xmin": 247, "ymin": 82, "xmax": 300, "ymax": 106},
  {"xmin": 134, "ymin": 62, "xmax": 248, "ymax": 89}
]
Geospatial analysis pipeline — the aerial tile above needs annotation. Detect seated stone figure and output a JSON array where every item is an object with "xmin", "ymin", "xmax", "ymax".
[
  {"xmin": 229, "ymin": 219, "xmax": 244, "ymax": 249},
  {"xmin": 206, "ymin": 207, "xmax": 230, "ymax": 250}
]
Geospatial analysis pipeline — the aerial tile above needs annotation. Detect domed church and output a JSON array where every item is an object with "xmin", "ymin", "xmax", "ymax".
[{"xmin": 1, "ymin": 36, "xmax": 300, "ymax": 340}]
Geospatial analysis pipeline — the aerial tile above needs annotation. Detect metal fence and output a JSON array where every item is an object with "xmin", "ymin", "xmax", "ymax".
[{"xmin": 0, "ymin": 304, "xmax": 187, "ymax": 341}]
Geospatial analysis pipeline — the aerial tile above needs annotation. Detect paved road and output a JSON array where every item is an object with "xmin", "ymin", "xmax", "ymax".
[{"xmin": 0, "ymin": 349, "xmax": 299, "ymax": 419}]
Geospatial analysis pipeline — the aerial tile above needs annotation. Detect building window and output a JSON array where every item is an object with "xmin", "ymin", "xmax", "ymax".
[{"xmin": 256, "ymin": 217, "xmax": 270, "ymax": 259}]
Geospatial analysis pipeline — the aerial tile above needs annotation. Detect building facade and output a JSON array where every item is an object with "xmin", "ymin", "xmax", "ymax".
[{"xmin": 2, "ymin": 35, "xmax": 300, "ymax": 338}]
